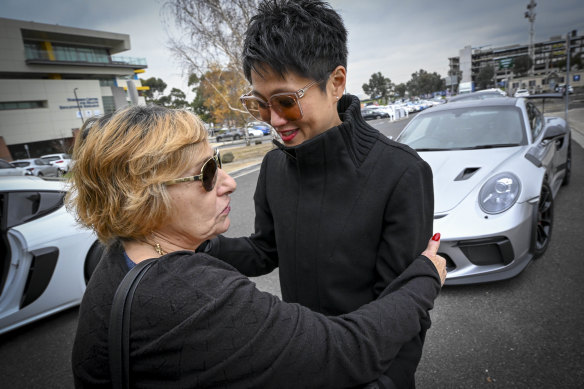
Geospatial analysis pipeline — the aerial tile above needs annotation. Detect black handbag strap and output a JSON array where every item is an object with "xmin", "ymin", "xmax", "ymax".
[{"xmin": 109, "ymin": 257, "xmax": 159, "ymax": 389}]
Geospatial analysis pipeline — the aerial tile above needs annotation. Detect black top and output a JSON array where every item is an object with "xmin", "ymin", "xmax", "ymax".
[
  {"xmin": 72, "ymin": 242, "xmax": 441, "ymax": 388},
  {"xmin": 206, "ymin": 94, "xmax": 435, "ymax": 387}
]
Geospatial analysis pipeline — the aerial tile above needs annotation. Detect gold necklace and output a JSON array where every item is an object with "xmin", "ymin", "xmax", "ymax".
[{"xmin": 153, "ymin": 242, "xmax": 166, "ymax": 256}]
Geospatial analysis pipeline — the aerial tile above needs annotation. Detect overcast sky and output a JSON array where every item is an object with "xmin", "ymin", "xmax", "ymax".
[{"xmin": 2, "ymin": 0, "xmax": 583, "ymax": 99}]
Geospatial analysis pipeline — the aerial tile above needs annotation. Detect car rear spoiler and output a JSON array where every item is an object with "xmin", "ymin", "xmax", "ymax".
[{"xmin": 525, "ymin": 93, "xmax": 567, "ymax": 115}]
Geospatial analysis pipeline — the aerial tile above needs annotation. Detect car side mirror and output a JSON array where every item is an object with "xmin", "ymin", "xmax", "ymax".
[{"xmin": 542, "ymin": 125, "xmax": 567, "ymax": 141}]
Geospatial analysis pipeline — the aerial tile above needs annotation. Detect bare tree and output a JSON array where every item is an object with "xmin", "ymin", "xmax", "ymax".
[{"xmin": 162, "ymin": 0, "xmax": 258, "ymax": 113}]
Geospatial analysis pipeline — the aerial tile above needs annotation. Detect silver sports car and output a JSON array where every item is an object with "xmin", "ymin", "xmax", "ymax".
[
  {"xmin": 0, "ymin": 176, "xmax": 104, "ymax": 334},
  {"xmin": 397, "ymin": 96, "xmax": 571, "ymax": 285}
]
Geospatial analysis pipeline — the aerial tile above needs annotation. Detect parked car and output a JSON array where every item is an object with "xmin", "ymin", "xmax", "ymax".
[
  {"xmin": 361, "ymin": 108, "xmax": 390, "ymax": 120},
  {"xmin": 247, "ymin": 128, "xmax": 265, "ymax": 138},
  {"xmin": 514, "ymin": 88, "xmax": 530, "ymax": 97},
  {"xmin": 0, "ymin": 159, "xmax": 32, "ymax": 176},
  {"xmin": 10, "ymin": 158, "xmax": 61, "ymax": 177},
  {"xmin": 40, "ymin": 153, "xmax": 73, "ymax": 173},
  {"xmin": 448, "ymin": 90, "xmax": 507, "ymax": 103},
  {"xmin": 0, "ymin": 176, "xmax": 104, "ymax": 335},
  {"xmin": 247, "ymin": 121, "xmax": 272, "ymax": 135},
  {"xmin": 215, "ymin": 128, "xmax": 245, "ymax": 142},
  {"xmin": 554, "ymin": 84, "xmax": 574, "ymax": 95},
  {"xmin": 397, "ymin": 96, "xmax": 570, "ymax": 285}
]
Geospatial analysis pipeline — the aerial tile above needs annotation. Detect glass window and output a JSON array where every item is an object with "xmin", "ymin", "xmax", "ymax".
[
  {"xmin": 0, "ymin": 101, "xmax": 47, "ymax": 110},
  {"xmin": 399, "ymin": 106, "xmax": 526, "ymax": 150},
  {"xmin": 526, "ymin": 102, "xmax": 544, "ymax": 139},
  {"xmin": 102, "ymin": 96, "xmax": 115, "ymax": 114},
  {"xmin": 0, "ymin": 160, "xmax": 14, "ymax": 169}
]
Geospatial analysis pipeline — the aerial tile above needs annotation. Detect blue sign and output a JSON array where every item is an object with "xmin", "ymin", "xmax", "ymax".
[{"xmin": 574, "ymin": 75, "xmax": 580, "ymax": 82}]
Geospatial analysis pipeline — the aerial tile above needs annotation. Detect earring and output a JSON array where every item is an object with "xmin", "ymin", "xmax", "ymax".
[{"xmin": 336, "ymin": 96, "xmax": 339, "ymax": 100}]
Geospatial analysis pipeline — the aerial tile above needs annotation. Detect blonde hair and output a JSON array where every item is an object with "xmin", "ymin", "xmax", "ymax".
[{"xmin": 66, "ymin": 105, "xmax": 208, "ymax": 244}]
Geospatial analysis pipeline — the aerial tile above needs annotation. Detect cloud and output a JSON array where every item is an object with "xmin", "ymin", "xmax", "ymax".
[{"xmin": 1, "ymin": 0, "xmax": 583, "ymax": 98}]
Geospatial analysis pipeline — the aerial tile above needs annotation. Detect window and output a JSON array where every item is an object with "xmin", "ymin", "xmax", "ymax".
[
  {"xmin": 99, "ymin": 78, "xmax": 116, "ymax": 87},
  {"xmin": 102, "ymin": 96, "xmax": 115, "ymax": 114},
  {"xmin": 526, "ymin": 102, "xmax": 543, "ymax": 139},
  {"xmin": 0, "ymin": 160, "xmax": 14, "ymax": 169},
  {"xmin": 24, "ymin": 40, "xmax": 110, "ymax": 64},
  {"xmin": 0, "ymin": 101, "xmax": 47, "ymax": 110}
]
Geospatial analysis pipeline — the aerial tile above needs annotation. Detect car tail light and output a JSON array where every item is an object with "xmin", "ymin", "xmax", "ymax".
[
  {"xmin": 26, "ymin": 167, "xmax": 34, "ymax": 171},
  {"xmin": 56, "ymin": 160, "xmax": 64, "ymax": 163}
]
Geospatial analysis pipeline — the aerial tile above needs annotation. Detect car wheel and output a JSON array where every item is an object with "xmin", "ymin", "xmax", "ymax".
[
  {"xmin": 37, "ymin": 172, "xmax": 43, "ymax": 177},
  {"xmin": 216, "ymin": 136, "xmax": 222, "ymax": 142},
  {"xmin": 57, "ymin": 169, "xmax": 65, "ymax": 177},
  {"xmin": 234, "ymin": 135, "xmax": 241, "ymax": 140},
  {"xmin": 533, "ymin": 183, "xmax": 553, "ymax": 258},
  {"xmin": 562, "ymin": 140, "xmax": 571, "ymax": 186},
  {"xmin": 376, "ymin": 115, "xmax": 381, "ymax": 119},
  {"xmin": 84, "ymin": 240, "xmax": 105, "ymax": 283}
]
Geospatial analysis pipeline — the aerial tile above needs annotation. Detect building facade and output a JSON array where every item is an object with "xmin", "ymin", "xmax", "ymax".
[
  {"xmin": 0, "ymin": 17, "xmax": 148, "ymax": 160},
  {"xmin": 448, "ymin": 30, "xmax": 583, "ymax": 95}
]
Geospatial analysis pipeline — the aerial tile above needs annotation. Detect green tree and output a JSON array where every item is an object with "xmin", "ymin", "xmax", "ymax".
[
  {"xmin": 140, "ymin": 77, "xmax": 167, "ymax": 102},
  {"xmin": 362, "ymin": 72, "xmax": 393, "ymax": 103},
  {"xmin": 513, "ymin": 55, "xmax": 532, "ymax": 76},
  {"xmin": 407, "ymin": 69, "xmax": 444, "ymax": 97},
  {"xmin": 168, "ymin": 88, "xmax": 189, "ymax": 109},
  {"xmin": 476, "ymin": 65, "xmax": 495, "ymax": 90},
  {"xmin": 394, "ymin": 83, "xmax": 407, "ymax": 99}
]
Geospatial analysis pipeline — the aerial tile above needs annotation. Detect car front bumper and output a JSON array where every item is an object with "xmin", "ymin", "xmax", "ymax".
[{"xmin": 435, "ymin": 199, "xmax": 538, "ymax": 285}]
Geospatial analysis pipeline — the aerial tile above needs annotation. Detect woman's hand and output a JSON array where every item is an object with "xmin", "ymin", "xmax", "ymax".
[{"xmin": 422, "ymin": 233, "xmax": 447, "ymax": 286}]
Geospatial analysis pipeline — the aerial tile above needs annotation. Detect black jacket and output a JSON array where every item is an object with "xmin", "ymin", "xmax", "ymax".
[
  {"xmin": 208, "ymin": 94, "xmax": 434, "ymax": 387},
  {"xmin": 72, "ymin": 243, "xmax": 441, "ymax": 388}
]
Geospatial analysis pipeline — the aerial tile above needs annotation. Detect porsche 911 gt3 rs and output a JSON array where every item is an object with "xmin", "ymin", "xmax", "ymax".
[{"xmin": 398, "ymin": 96, "xmax": 570, "ymax": 284}]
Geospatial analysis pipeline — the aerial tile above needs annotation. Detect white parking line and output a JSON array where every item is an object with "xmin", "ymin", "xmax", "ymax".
[{"xmin": 230, "ymin": 165, "xmax": 262, "ymax": 179}]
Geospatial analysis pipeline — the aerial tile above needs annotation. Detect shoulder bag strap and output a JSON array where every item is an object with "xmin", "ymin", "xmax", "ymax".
[{"xmin": 109, "ymin": 257, "xmax": 158, "ymax": 389}]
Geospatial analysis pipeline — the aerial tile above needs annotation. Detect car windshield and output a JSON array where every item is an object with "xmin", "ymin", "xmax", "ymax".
[
  {"xmin": 11, "ymin": 161, "xmax": 30, "ymax": 167},
  {"xmin": 42, "ymin": 156, "xmax": 60, "ymax": 162},
  {"xmin": 398, "ymin": 106, "xmax": 526, "ymax": 151}
]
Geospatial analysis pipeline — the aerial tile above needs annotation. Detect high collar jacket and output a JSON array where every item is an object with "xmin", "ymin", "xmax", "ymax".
[{"xmin": 211, "ymin": 94, "xmax": 434, "ymax": 315}]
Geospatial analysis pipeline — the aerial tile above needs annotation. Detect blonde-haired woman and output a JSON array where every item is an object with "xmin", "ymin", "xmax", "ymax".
[{"xmin": 70, "ymin": 105, "xmax": 446, "ymax": 388}]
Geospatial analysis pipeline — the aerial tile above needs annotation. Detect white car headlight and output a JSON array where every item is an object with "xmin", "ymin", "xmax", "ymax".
[{"xmin": 479, "ymin": 172, "xmax": 521, "ymax": 214}]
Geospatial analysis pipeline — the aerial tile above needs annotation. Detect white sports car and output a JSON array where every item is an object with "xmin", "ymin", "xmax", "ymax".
[
  {"xmin": 0, "ymin": 176, "xmax": 104, "ymax": 334},
  {"xmin": 397, "ymin": 96, "xmax": 571, "ymax": 285}
]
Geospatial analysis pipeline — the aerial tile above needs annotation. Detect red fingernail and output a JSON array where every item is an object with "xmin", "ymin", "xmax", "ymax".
[{"xmin": 432, "ymin": 233, "xmax": 441, "ymax": 241}]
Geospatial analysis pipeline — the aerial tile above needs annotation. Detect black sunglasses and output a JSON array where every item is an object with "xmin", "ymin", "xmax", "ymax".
[{"xmin": 164, "ymin": 149, "xmax": 222, "ymax": 192}]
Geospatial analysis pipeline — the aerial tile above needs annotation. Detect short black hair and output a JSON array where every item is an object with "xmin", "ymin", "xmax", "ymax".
[{"xmin": 242, "ymin": 0, "xmax": 348, "ymax": 90}]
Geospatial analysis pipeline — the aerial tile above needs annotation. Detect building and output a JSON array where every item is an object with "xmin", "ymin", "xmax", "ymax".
[
  {"xmin": 0, "ymin": 17, "xmax": 149, "ymax": 160},
  {"xmin": 448, "ymin": 30, "xmax": 583, "ymax": 95}
]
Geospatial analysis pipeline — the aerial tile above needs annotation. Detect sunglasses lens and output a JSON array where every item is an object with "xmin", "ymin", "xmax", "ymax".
[
  {"xmin": 272, "ymin": 95, "xmax": 301, "ymax": 121},
  {"xmin": 243, "ymin": 98, "xmax": 271, "ymax": 122},
  {"xmin": 201, "ymin": 157, "xmax": 218, "ymax": 192}
]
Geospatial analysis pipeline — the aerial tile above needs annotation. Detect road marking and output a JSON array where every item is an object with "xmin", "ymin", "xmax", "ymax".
[{"xmin": 230, "ymin": 165, "xmax": 262, "ymax": 179}]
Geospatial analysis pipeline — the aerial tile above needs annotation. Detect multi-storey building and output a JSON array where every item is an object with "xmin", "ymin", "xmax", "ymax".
[
  {"xmin": 448, "ymin": 30, "xmax": 583, "ymax": 94},
  {"xmin": 0, "ymin": 17, "xmax": 149, "ymax": 160}
]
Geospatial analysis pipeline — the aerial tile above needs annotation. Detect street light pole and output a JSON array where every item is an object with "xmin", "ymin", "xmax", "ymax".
[
  {"xmin": 524, "ymin": 0, "xmax": 536, "ymax": 79},
  {"xmin": 73, "ymin": 88, "xmax": 84, "ymax": 124},
  {"xmin": 565, "ymin": 31, "xmax": 571, "ymax": 120}
]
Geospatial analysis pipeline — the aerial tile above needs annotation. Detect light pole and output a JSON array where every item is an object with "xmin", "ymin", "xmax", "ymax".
[
  {"xmin": 73, "ymin": 88, "xmax": 84, "ymax": 124},
  {"xmin": 524, "ymin": 0, "xmax": 537, "ymax": 79}
]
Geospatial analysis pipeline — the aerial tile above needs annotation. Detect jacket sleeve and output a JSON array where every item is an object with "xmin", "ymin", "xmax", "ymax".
[
  {"xmin": 167, "ymin": 255, "xmax": 441, "ymax": 388},
  {"xmin": 374, "ymin": 157, "xmax": 435, "ymax": 389},
  {"xmin": 205, "ymin": 155, "xmax": 279, "ymax": 276}
]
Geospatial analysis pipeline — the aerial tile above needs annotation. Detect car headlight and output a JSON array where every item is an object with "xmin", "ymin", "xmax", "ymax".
[{"xmin": 478, "ymin": 172, "xmax": 521, "ymax": 214}]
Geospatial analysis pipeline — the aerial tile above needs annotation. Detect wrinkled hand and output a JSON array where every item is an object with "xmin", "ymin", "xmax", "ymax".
[{"xmin": 422, "ymin": 234, "xmax": 447, "ymax": 286}]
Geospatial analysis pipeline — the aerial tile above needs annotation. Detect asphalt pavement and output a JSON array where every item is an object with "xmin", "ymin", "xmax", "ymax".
[{"xmin": 565, "ymin": 108, "xmax": 584, "ymax": 147}]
